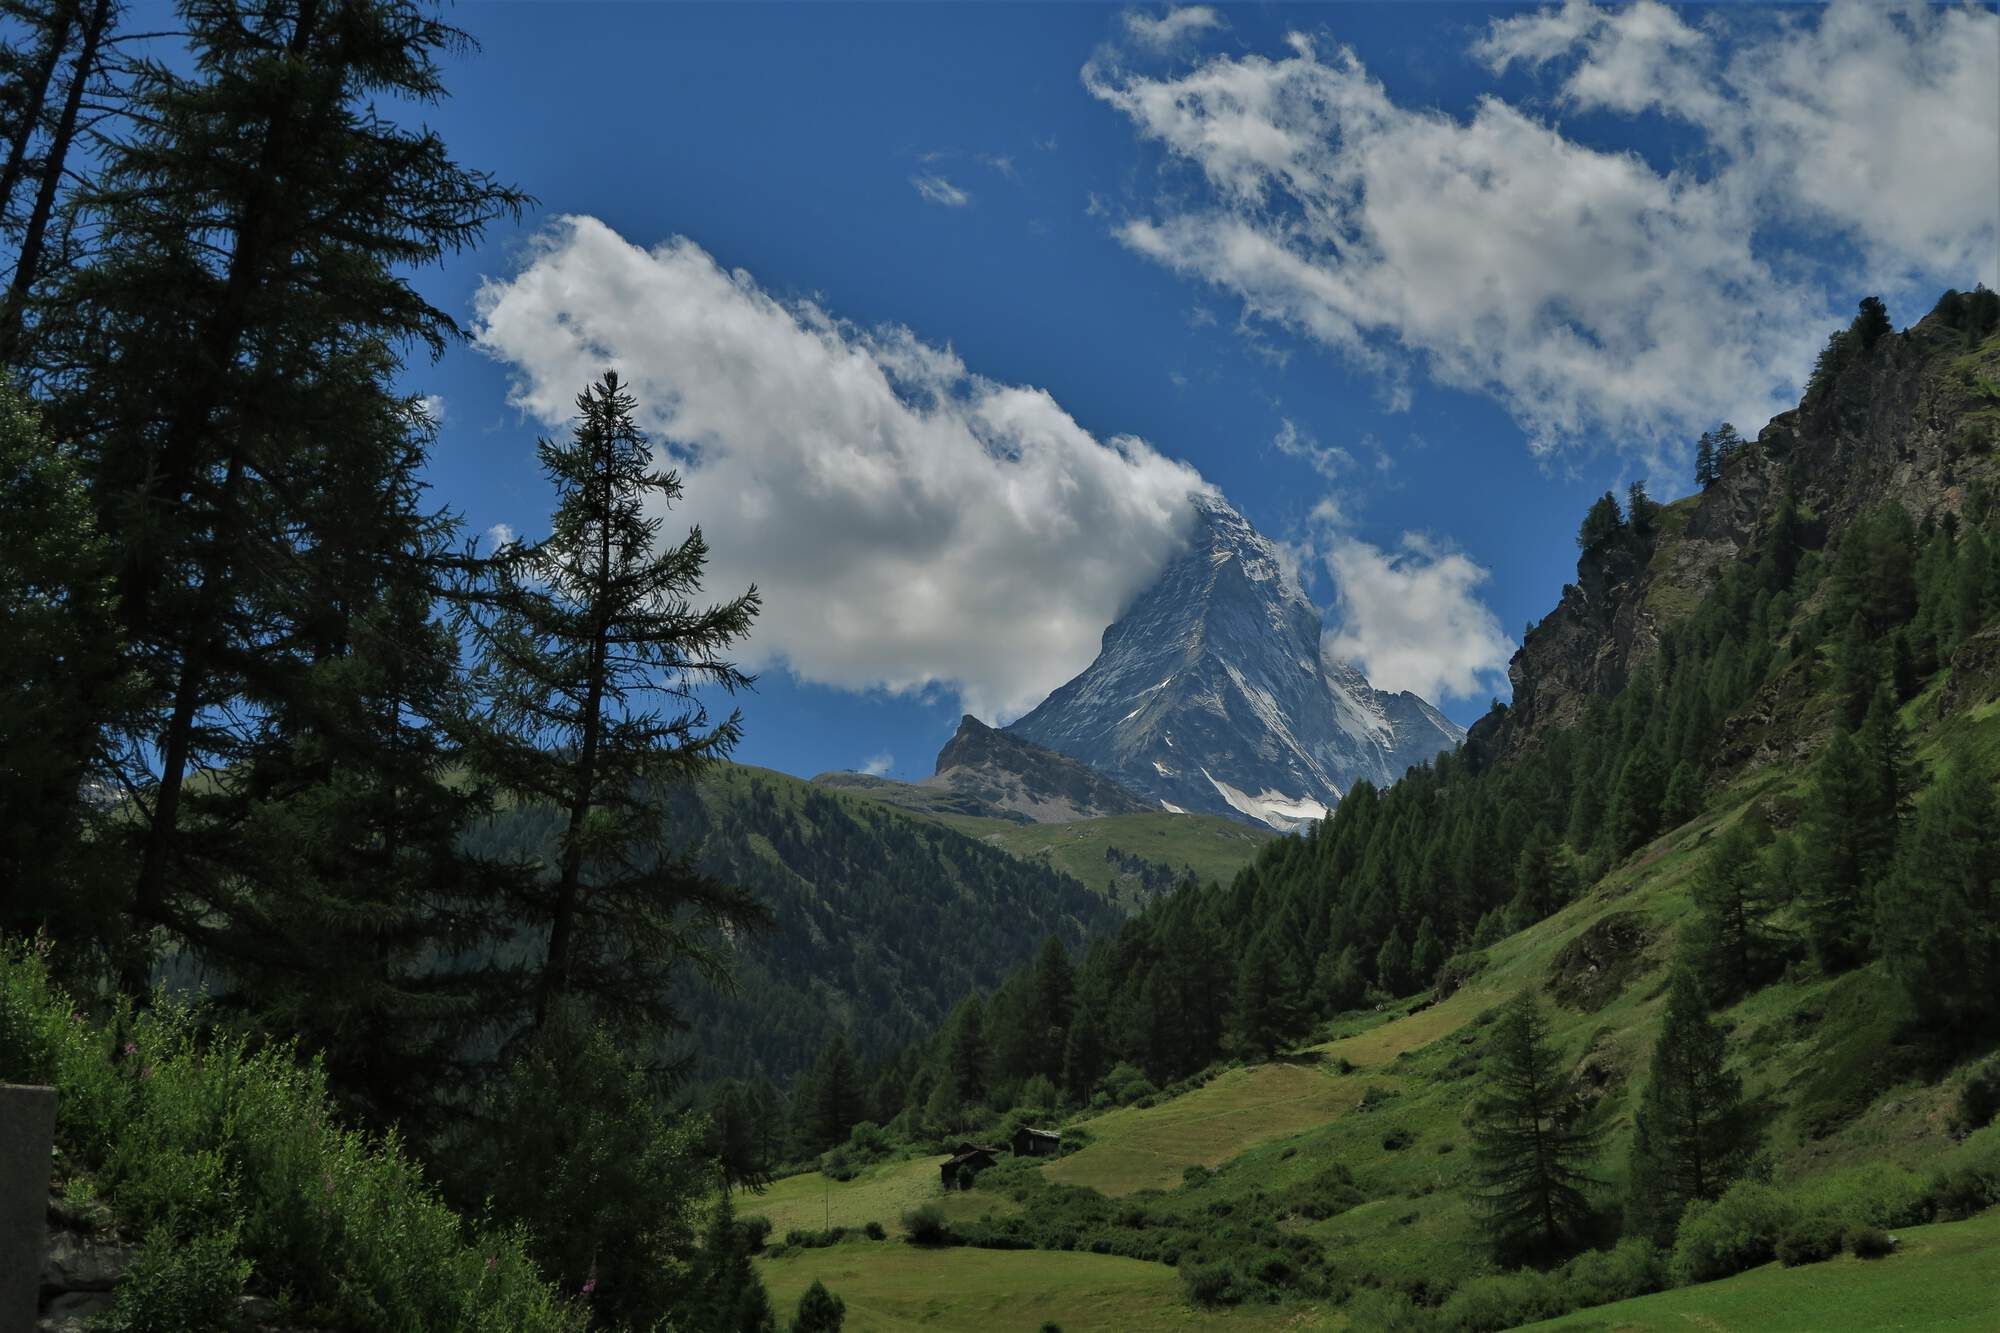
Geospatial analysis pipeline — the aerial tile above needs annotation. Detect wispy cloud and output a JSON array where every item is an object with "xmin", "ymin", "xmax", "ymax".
[
  {"xmin": 860, "ymin": 752, "xmax": 894, "ymax": 777},
  {"xmin": 1124, "ymin": 5, "xmax": 1224, "ymax": 53},
  {"xmin": 1088, "ymin": 2, "xmax": 1998, "ymax": 457},
  {"xmin": 910, "ymin": 174, "xmax": 972, "ymax": 207}
]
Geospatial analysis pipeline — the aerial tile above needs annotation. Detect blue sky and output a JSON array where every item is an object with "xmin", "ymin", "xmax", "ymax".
[{"xmin": 386, "ymin": 1, "xmax": 1997, "ymax": 783}]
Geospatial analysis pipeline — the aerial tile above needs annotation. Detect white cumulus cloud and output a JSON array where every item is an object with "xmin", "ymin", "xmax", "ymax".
[
  {"xmin": 1088, "ymin": 1, "xmax": 1999, "ymax": 455},
  {"xmin": 860, "ymin": 752, "xmax": 894, "ymax": 777},
  {"xmin": 1321, "ymin": 531, "xmax": 1515, "ymax": 704},
  {"xmin": 472, "ymin": 216, "xmax": 1209, "ymax": 721}
]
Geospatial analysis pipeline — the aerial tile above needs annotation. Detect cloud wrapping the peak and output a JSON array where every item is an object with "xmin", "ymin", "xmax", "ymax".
[
  {"xmin": 1321, "ymin": 532, "xmax": 1515, "ymax": 704},
  {"xmin": 1089, "ymin": 1, "xmax": 1998, "ymax": 454},
  {"xmin": 473, "ymin": 216, "xmax": 1209, "ymax": 721}
]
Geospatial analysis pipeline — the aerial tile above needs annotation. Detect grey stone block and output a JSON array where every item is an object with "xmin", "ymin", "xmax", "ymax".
[{"xmin": 2, "ymin": 1083, "xmax": 57, "ymax": 1333}]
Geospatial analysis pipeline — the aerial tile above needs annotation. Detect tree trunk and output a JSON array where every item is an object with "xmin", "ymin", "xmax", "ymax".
[
  {"xmin": 0, "ymin": 0, "xmax": 78, "ymax": 230},
  {"xmin": 0, "ymin": 0, "xmax": 103, "ymax": 364}
]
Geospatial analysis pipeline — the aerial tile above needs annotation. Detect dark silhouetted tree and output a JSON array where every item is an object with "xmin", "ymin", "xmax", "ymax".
[{"xmin": 1470, "ymin": 991, "xmax": 1606, "ymax": 1259}]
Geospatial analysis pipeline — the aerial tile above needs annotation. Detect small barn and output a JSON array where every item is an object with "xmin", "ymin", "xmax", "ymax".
[
  {"xmin": 1010, "ymin": 1126, "xmax": 1062, "ymax": 1158},
  {"xmin": 940, "ymin": 1144, "xmax": 1000, "ymax": 1189}
]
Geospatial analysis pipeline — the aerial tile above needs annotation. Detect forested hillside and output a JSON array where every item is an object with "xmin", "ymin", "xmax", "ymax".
[
  {"xmin": 754, "ymin": 292, "xmax": 2000, "ymax": 1330},
  {"xmin": 472, "ymin": 764, "xmax": 1119, "ymax": 1089}
]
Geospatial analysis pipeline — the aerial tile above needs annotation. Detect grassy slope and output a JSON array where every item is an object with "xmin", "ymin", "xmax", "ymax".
[
  {"xmin": 758, "ymin": 1241, "xmax": 1339, "ymax": 1332},
  {"xmin": 744, "ymin": 1156, "xmax": 1014, "ymax": 1238},
  {"xmin": 1527, "ymin": 1209, "xmax": 2000, "ymax": 1331}
]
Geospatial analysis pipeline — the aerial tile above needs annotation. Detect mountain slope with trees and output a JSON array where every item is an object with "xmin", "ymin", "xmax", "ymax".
[{"xmin": 747, "ymin": 291, "xmax": 2000, "ymax": 1330}]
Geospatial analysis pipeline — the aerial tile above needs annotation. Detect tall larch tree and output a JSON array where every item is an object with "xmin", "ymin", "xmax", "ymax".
[
  {"xmin": 474, "ymin": 370, "xmax": 765, "ymax": 1034},
  {"xmin": 1470, "ymin": 990, "xmax": 1607, "ymax": 1260},
  {"xmin": 1626, "ymin": 968, "xmax": 1753, "ymax": 1242}
]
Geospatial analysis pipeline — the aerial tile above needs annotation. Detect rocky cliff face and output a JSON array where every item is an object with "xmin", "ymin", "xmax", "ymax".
[
  {"xmin": 1006, "ymin": 494, "xmax": 1465, "ymax": 830},
  {"xmin": 1469, "ymin": 291, "xmax": 2000, "ymax": 764},
  {"xmin": 924, "ymin": 715, "xmax": 1155, "ymax": 822}
]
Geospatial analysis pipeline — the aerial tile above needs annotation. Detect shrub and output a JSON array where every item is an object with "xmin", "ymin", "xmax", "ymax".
[
  {"xmin": 1775, "ymin": 1208, "xmax": 1845, "ymax": 1266},
  {"xmin": 1560, "ymin": 1238, "xmax": 1666, "ymax": 1308},
  {"xmin": 98, "ymin": 1227, "xmax": 249, "ymax": 1333},
  {"xmin": 820, "ymin": 1147, "xmax": 858, "ymax": 1182},
  {"xmin": 863, "ymin": 1220, "xmax": 886, "ymax": 1241},
  {"xmin": 1436, "ymin": 1268, "xmax": 1566, "ymax": 1331},
  {"xmin": 1671, "ymin": 1181, "xmax": 1796, "ymax": 1284},
  {"xmin": 1284, "ymin": 1165, "xmax": 1364, "ymax": 1221},
  {"xmin": 902, "ymin": 1204, "xmax": 954, "ymax": 1246},
  {"xmin": 1381, "ymin": 1127, "xmax": 1414, "ymax": 1151},
  {"xmin": 738, "ymin": 1214, "xmax": 774, "ymax": 1253},
  {"xmin": 1180, "ymin": 1259, "xmax": 1242, "ymax": 1306},
  {"xmin": 1099, "ymin": 1062, "xmax": 1157, "ymax": 1105},
  {"xmin": 0, "ymin": 943, "xmax": 581, "ymax": 1331},
  {"xmin": 1924, "ymin": 1130, "xmax": 2000, "ymax": 1221},
  {"xmin": 1847, "ymin": 1223, "xmax": 1894, "ymax": 1259},
  {"xmin": 1957, "ymin": 1060, "xmax": 2000, "ymax": 1132}
]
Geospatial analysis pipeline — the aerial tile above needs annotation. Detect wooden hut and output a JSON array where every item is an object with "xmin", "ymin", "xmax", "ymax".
[
  {"xmin": 1010, "ymin": 1126, "xmax": 1062, "ymax": 1157},
  {"xmin": 940, "ymin": 1144, "xmax": 1000, "ymax": 1189}
]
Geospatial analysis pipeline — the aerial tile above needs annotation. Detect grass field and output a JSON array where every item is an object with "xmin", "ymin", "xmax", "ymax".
[
  {"xmin": 758, "ymin": 1240, "xmax": 1340, "ymax": 1331},
  {"xmin": 1041, "ymin": 1061, "xmax": 1386, "ymax": 1196},
  {"xmin": 743, "ymin": 1157, "xmax": 1013, "ymax": 1238},
  {"xmin": 1528, "ymin": 1209, "xmax": 2000, "ymax": 1331}
]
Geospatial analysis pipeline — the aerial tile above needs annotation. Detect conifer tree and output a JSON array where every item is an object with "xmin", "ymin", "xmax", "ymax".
[
  {"xmin": 809, "ymin": 1032, "xmax": 862, "ymax": 1152},
  {"xmin": 1603, "ymin": 740, "xmax": 1668, "ymax": 857},
  {"xmin": 944, "ymin": 994, "xmax": 989, "ymax": 1107},
  {"xmin": 1626, "ymin": 969, "xmax": 1753, "ymax": 1242},
  {"xmin": 1410, "ymin": 917, "xmax": 1445, "ymax": 991},
  {"xmin": 790, "ymin": 1280, "xmax": 845, "ymax": 1333},
  {"xmin": 0, "ymin": 385, "xmax": 130, "ymax": 951},
  {"xmin": 1576, "ymin": 492, "xmax": 1625, "ymax": 553},
  {"xmin": 1061, "ymin": 1005, "xmax": 1106, "ymax": 1102},
  {"xmin": 1315, "ymin": 943, "xmax": 1367, "ymax": 1012},
  {"xmin": 1801, "ymin": 726, "xmax": 1876, "ymax": 972},
  {"xmin": 1235, "ymin": 924, "xmax": 1306, "ymax": 1056},
  {"xmin": 35, "ymin": 0, "xmax": 528, "ymax": 993},
  {"xmin": 1374, "ymin": 925, "xmax": 1412, "ymax": 997},
  {"xmin": 1661, "ymin": 760, "xmax": 1704, "ymax": 828},
  {"xmin": 475, "ymin": 371, "xmax": 766, "ymax": 1032},
  {"xmin": 690, "ymin": 1191, "xmax": 778, "ymax": 1333},
  {"xmin": 1470, "ymin": 990, "xmax": 1606, "ymax": 1259},
  {"xmin": 1029, "ymin": 936, "xmax": 1076, "ymax": 1081},
  {"xmin": 1687, "ymin": 820, "xmax": 1783, "ymax": 1000},
  {"xmin": 1876, "ymin": 738, "xmax": 2000, "ymax": 1038},
  {"xmin": 1694, "ymin": 432, "xmax": 1717, "ymax": 489}
]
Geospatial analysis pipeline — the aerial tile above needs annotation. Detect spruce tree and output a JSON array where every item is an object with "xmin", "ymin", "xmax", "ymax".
[
  {"xmin": 0, "ymin": 385, "xmax": 130, "ymax": 952},
  {"xmin": 1876, "ymin": 738, "xmax": 2000, "ymax": 1038},
  {"xmin": 1688, "ymin": 821, "xmax": 1783, "ymax": 1000},
  {"xmin": 1626, "ymin": 969, "xmax": 1752, "ymax": 1242},
  {"xmin": 1029, "ymin": 936, "xmax": 1076, "ymax": 1081},
  {"xmin": 1061, "ymin": 1005, "xmax": 1106, "ymax": 1102},
  {"xmin": 1470, "ymin": 990, "xmax": 1606, "ymax": 1259},
  {"xmin": 1603, "ymin": 740, "xmax": 1668, "ymax": 857},
  {"xmin": 690, "ymin": 1191, "xmax": 778, "ymax": 1333},
  {"xmin": 790, "ymin": 1280, "xmax": 845, "ymax": 1333},
  {"xmin": 1694, "ymin": 432, "xmax": 1717, "ymax": 488},
  {"xmin": 1374, "ymin": 925, "xmax": 1412, "ymax": 997},
  {"xmin": 1315, "ymin": 942, "xmax": 1367, "ymax": 1012},
  {"xmin": 1410, "ymin": 917, "xmax": 1446, "ymax": 991},
  {"xmin": 945, "ymin": 994, "xmax": 989, "ymax": 1107},
  {"xmin": 809, "ymin": 1032, "xmax": 862, "ymax": 1152},
  {"xmin": 36, "ymin": 0, "xmax": 527, "ymax": 994},
  {"xmin": 1235, "ymin": 924, "xmax": 1306, "ymax": 1057},
  {"xmin": 474, "ymin": 371, "xmax": 765, "ymax": 1032}
]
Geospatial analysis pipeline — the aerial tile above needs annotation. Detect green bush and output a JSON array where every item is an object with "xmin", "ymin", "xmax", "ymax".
[
  {"xmin": 1924, "ymin": 1130, "xmax": 2000, "ymax": 1220},
  {"xmin": 863, "ymin": 1220, "xmax": 886, "ymax": 1240},
  {"xmin": 1847, "ymin": 1223, "xmax": 1895, "ymax": 1258},
  {"xmin": 1560, "ymin": 1238, "xmax": 1666, "ymax": 1308},
  {"xmin": 1775, "ymin": 1208, "xmax": 1845, "ymax": 1266},
  {"xmin": 1099, "ymin": 1062, "xmax": 1157, "ymax": 1105},
  {"xmin": 1670, "ymin": 1181, "xmax": 1796, "ymax": 1285},
  {"xmin": 902, "ymin": 1204, "xmax": 954, "ymax": 1246},
  {"xmin": 739, "ymin": 1214, "xmax": 774, "ymax": 1252},
  {"xmin": 1179, "ymin": 1259, "xmax": 1242, "ymax": 1306},
  {"xmin": 1283, "ymin": 1164, "xmax": 1364, "ymax": 1221},
  {"xmin": 1435, "ymin": 1267, "xmax": 1566, "ymax": 1330},
  {"xmin": 98, "ymin": 1227, "xmax": 249, "ymax": 1333},
  {"xmin": 1959, "ymin": 1060, "xmax": 2000, "ymax": 1132},
  {"xmin": 0, "ymin": 941, "xmax": 581, "ymax": 1332}
]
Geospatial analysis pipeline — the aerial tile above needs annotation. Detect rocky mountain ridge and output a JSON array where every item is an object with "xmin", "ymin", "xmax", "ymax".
[
  {"xmin": 815, "ymin": 717, "xmax": 1156, "ymax": 824},
  {"xmin": 1468, "ymin": 288, "xmax": 2000, "ymax": 765}
]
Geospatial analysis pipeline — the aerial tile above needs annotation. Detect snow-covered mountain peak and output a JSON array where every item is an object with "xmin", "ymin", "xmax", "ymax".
[{"xmin": 1006, "ymin": 495, "xmax": 1465, "ymax": 831}]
